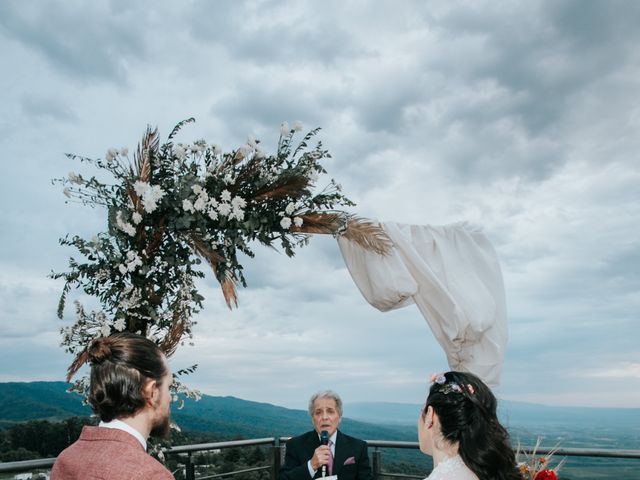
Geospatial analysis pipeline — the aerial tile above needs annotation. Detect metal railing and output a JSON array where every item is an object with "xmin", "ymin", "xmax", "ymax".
[{"xmin": 1, "ymin": 437, "xmax": 639, "ymax": 479}]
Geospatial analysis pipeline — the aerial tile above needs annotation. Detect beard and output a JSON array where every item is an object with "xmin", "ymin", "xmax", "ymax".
[{"xmin": 150, "ymin": 411, "xmax": 171, "ymax": 439}]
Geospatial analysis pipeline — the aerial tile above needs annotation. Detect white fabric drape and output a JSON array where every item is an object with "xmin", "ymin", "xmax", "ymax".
[{"xmin": 337, "ymin": 222, "xmax": 507, "ymax": 386}]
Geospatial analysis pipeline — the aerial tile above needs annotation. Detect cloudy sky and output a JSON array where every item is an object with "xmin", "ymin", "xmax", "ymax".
[{"xmin": 0, "ymin": 0, "xmax": 638, "ymax": 411}]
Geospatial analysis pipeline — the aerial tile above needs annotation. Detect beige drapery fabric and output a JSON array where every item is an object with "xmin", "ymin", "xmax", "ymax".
[{"xmin": 337, "ymin": 222, "xmax": 508, "ymax": 386}]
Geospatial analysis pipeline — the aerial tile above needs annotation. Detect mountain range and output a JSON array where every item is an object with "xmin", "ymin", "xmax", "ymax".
[{"xmin": 1, "ymin": 381, "xmax": 639, "ymax": 448}]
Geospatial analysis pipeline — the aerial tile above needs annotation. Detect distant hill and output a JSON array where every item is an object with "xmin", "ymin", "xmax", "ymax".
[
  {"xmin": 0, "ymin": 381, "xmax": 91, "ymax": 425},
  {"xmin": 0, "ymin": 382, "xmax": 414, "ymax": 441},
  {"xmin": 345, "ymin": 399, "xmax": 640, "ymax": 434},
  {"xmin": 2, "ymin": 382, "xmax": 638, "ymax": 449}
]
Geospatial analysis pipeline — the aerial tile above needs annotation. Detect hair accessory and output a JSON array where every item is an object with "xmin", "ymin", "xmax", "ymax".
[
  {"xmin": 439, "ymin": 382, "xmax": 463, "ymax": 395},
  {"xmin": 467, "ymin": 383, "xmax": 475, "ymax": 394},
  {"xmin": 430, "ymin": 373, "xmax": 446, "ymax": 385}
]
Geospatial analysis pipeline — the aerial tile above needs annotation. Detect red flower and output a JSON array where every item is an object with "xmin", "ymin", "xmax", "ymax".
[{"xmin": 534, "ymin": 469, "xmax": 557, "ymax": 480}]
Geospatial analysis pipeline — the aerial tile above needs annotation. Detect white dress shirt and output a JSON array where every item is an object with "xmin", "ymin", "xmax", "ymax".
[{"xmin": 99, "ymin": 418, "xmax": 147, "ymax": 450}]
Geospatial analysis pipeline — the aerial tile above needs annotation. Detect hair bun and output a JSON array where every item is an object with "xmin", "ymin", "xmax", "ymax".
[{"xmin": 88, "ymin": 337, "xmax": 113, "ymax": 364}]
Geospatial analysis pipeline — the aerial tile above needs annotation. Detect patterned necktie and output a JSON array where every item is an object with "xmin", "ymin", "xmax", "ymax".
[{"xmin": 328, "ymin": 439, "xmax": 334, "ymax": 475}]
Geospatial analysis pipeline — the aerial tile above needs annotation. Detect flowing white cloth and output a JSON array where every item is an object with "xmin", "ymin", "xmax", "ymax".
[
  {"xmin": 337, "ymin": 221, "xmax": 507, "ymax": 386},
  {"xmin": 425, "ymin": 455, "xmax": 479, "ymax": 480}
]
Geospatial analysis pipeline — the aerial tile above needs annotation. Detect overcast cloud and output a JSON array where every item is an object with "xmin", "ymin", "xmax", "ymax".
[{"xmin": 0, "ymin": 0, "xmax": 638, "ymax": 410}]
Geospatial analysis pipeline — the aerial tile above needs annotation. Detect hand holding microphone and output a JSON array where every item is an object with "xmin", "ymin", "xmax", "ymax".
[{"xmin": 320, "ymin": 430, "xmax": 329, "ymax": 477}]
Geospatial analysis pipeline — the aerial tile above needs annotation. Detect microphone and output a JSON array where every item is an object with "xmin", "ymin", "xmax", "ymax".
[{"xmin": 320, "ymin": 430, "xmax": 329, "ymax": 477}]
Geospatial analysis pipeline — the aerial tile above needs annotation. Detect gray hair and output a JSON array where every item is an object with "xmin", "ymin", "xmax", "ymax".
[{"xmin": 308, "ymin": 390, "xmax": 343, "ymax": 417}]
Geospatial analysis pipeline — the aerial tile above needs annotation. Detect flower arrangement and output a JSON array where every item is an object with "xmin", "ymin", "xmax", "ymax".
[
  {"xmin": 517, "ymin": 438, "xmax": 565, "ymax": 480},
  {"xmin": 52, "ymin": 118, "xmax": 391, "ymax": 391}
]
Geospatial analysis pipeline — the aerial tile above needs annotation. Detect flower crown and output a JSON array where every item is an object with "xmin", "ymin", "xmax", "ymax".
[{"xmin": 430, "ymin": 373, "xmax": 475, "ymax": 395}]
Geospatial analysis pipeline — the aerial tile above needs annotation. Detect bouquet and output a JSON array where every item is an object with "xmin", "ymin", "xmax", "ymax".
[{"xmin": 517, "ymin": 437, "xmax": 565, "ymax": 480}]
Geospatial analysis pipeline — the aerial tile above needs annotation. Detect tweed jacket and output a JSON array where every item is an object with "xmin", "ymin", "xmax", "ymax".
[
  {"xmin": 51, "ymin": 425, "xmax": 174, "ymax": 480},
  {"xmin": 279, "ymin": 430, "xmax": 372, "ymax": 480}
]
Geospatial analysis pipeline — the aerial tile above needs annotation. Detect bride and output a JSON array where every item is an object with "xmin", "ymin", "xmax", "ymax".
[{"xmin": 418, "ymin": 371, "xmax": 521, "ymax": 480}]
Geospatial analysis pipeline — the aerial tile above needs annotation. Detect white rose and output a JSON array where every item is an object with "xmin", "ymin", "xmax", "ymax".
[
  {"xmin": 183, "ymin": 199, "xmax": 195, "ymax": 213},
  {"xmin": 133, "ymin": 180, "xmax": 147, "ymax": 196},
  {"xmin": 131, "ymin": 212, "xmax": 143, "ymax": 224},
  {"xmin": 194, "ymin": 197, "xmax": 206, "ymax": 211},
  {"xmin": 217, "ymin": 203, "xmax": 232, "ymax": 216},
  {"xmin": 285, "ymin": 202, "xmax": 296, "ymax": 215},
  {"xmin": 294, "ymin": 216, "xmax": 303, "ymax": 227},
  {"xmin": 231, "ymin": 196, "xmax": 246, "ymax": 209},
  {"xmin": 280, "ymin": 217, "xmax": 292, "ymax": 229}
]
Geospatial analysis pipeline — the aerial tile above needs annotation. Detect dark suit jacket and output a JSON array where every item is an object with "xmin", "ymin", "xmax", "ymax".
[
  {"xmin": 51, "ymin": 426, "xmax": 174, "ymax": 480},
  {"xmin": 279, "ymin": 430, "xmax": 372, "ymax": 480}
]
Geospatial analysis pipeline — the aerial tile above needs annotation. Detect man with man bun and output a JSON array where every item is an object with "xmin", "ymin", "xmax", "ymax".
[{"xmin": 52, "ymin": 332, "xmax": 174, "ymax": 479}]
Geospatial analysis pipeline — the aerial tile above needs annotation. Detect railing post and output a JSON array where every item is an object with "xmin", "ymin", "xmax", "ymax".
[
  {"xmin": 185, "ymin": 452, "xmax": 195, "ymax": 480},
  {"xmin": 372, "ymin": 447, "xmax": 381, "ymax": 480},
  {"xmin": 271, "ymin": 437, "xmax": 283, "ymax": 480}
]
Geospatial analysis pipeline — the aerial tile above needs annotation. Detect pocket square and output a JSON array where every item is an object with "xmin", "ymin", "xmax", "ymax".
[{"xmin": 343, "ymin": 457, "xmax": 356, "ymax": 465}]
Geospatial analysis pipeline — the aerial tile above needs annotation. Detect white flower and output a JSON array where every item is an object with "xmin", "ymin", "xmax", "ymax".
[
  {"xmin": 63, "ymin": 187, "xmax": 71, "ymax": 198},
  {"xmin": 247, "ymin": 135, "xmax": 259, "ymax": 149},
  {"xmin": 231, "ymin": 209, "xmax": 245, "ymax": 221},
  {"xmin": 100, "ymin": 324, "xmax": 111, "ymax": 337},
  {"xmin": 192, "ymin": 184, "xmax": 203, "ymax": 195},
  {"xmin": 132, "ymin": 212, "xmax": 143, "ymax": 224},
  {"xmin": 118, "ymin": 264, "xmax": 128, "ymax": 275},
  {"xmin": 194, "ymin": 197, "xmax": 206, "ymax": 211},
  {"xmin": 294, "ymin": 216, "xmax": 303, "ymax": 227},
  {"xmin": 237, "ymin": 144, "xmax": 252, "ymax": 158},
  {"xmin": 133, "ymin": 181, "xmax": 147, "ymax": 196},
  {"xmin": 113, "ymin": 318, "xmax": 126, "ymax": 331},
  {"xmin": 105, "ymin": 148, "xmax": 118, "ymax": 162},
  {"xmin": 208, "ymin": 197, "xmax": 219, "ymax": 209},
  {"xmin": 116, "ymin": 211, "xmax": 136, "ymax": 236},
  {"xmin": 174, "ymin": 145, "xmax": 187, "ymax": 160},
  {"xmin": 220, "ymin": 190, "xmax": 232, "ymax": 202},
  {"xmin": 285, "ymin": 202, "xmax": 296, "ymax": 215},
  {"xmin": 125, "ymin": 251, "xmax": 143, "ymax": 272},
  {"xmin": 231, "ymin": 196, "xmax": 246, "ymax": 210},
  {"xmin": 213, "ymin": 144, "xmax": 222, "ymax": 155},
  {"xmin": 217, "ymin": 203, "xmax": 232, "ymax": 217},
  {"xmin": 223, "ymin": 173, "xmax": 235, "ymax": 185},
  {"xmin": 280, "ymin": 217, "xmax": 292, "ymax": 229},
  {"xmin": 207, "ymin": 209, "xmax": 218, "ymax": 221},
  {"xmin": 141, "ymin": 185, "xmax": 165, "ymax": 213},
  {"xmin": 293, "ymin": 120, "xmax": 303, "ymax": 132},
  {"xmin": 120, "ymin": 147, "xmax": 129, "ymax": 156},
  {"xmin": 182, "ymin": 199, "xmax": 195, "ymax": 213},
  {"xmin": 254, "ymin": 148, "xmax": 266, "ymax": 160},
  {"xmin": 280, "ymin": 121, "xmax": 290, "ymax": 135}
]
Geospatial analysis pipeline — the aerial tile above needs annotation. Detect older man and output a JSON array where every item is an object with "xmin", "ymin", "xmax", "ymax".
[
  {"xmin": 52, "ymin": 332, "xmax": 174, "ymax": 480},
  {"xmin": 279, "ymin": 390, "xmax": 371, "ymax": 480}
]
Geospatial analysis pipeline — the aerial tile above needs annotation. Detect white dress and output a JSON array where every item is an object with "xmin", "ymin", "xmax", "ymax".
[{"xmin": 425, "ymin": 455, "xmax": 479, "ymax": 480}]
